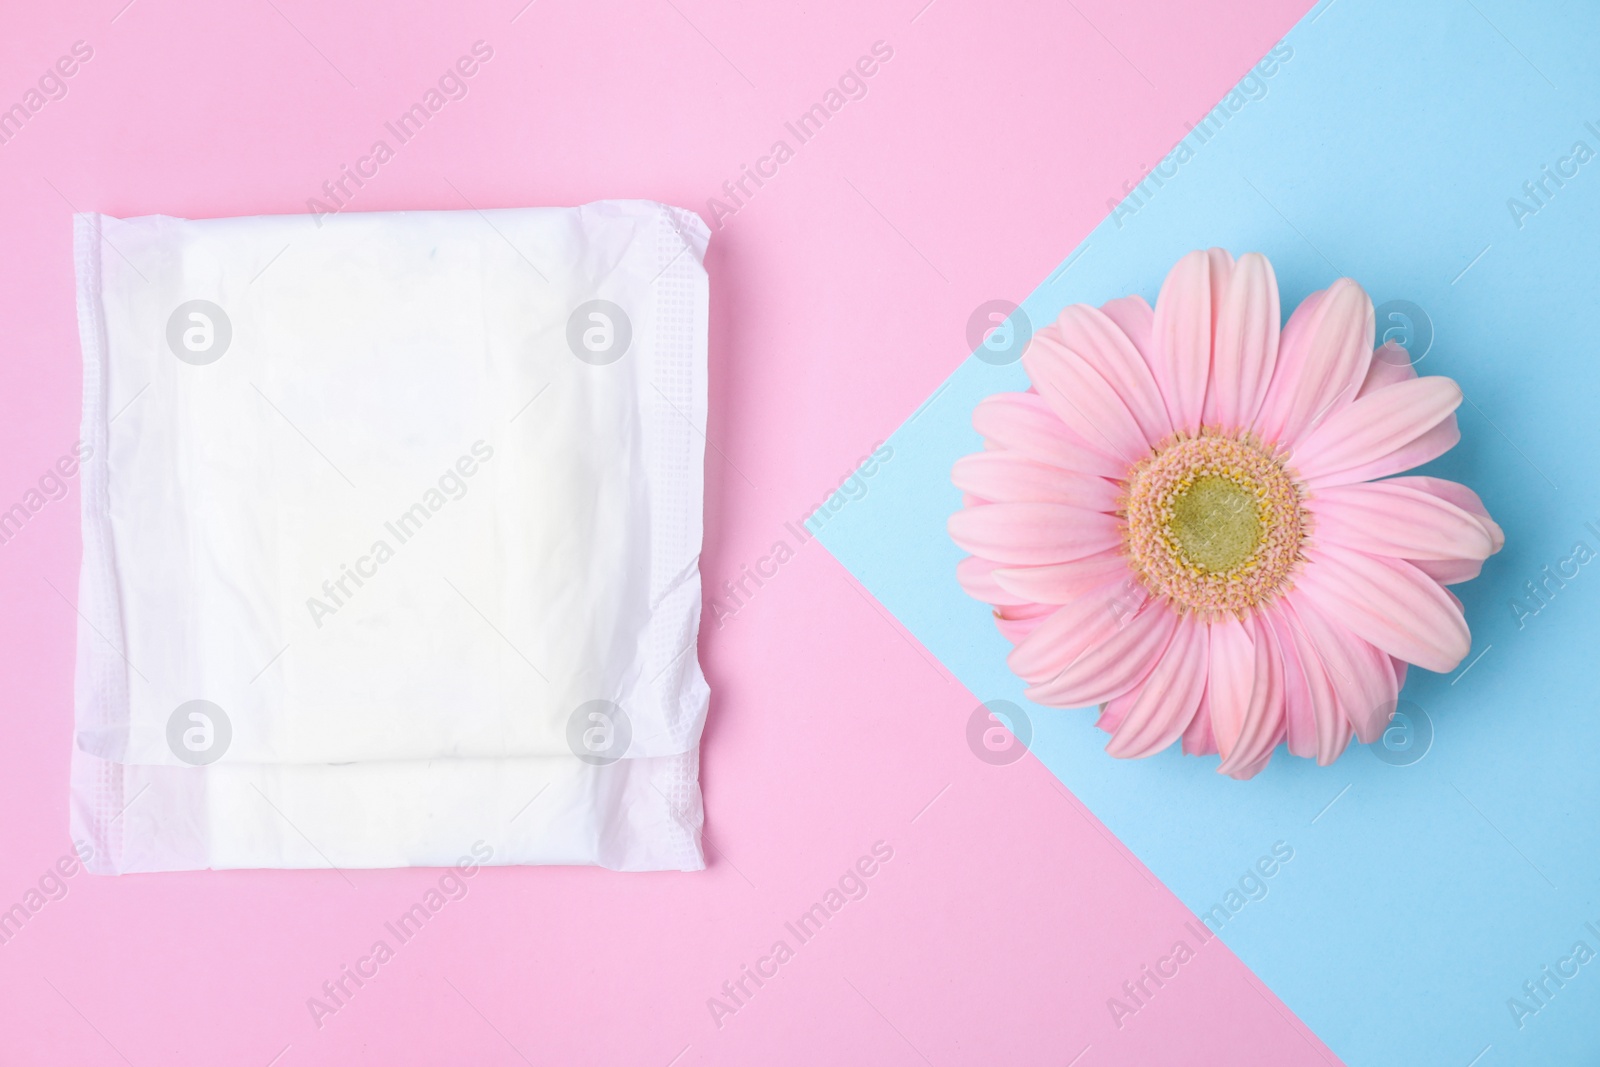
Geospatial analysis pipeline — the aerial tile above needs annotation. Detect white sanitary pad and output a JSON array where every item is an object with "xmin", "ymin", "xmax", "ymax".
[{"xmin": 71, "ymin": 202, "xmax": 711, "ymax": 872}]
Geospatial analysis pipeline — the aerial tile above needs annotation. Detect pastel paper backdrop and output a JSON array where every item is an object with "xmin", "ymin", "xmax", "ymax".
[
  {"xmin": 819, "ymin": 1, "xmax": 1600, "ymax": 1064},
  {"xmin": 0, "ymin": 0, "xmax": 1337, "ymax": 1064}
]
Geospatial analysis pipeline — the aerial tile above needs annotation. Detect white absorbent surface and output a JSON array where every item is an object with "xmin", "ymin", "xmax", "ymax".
[{"xmin": 71, "ymin": 202, "xmax": 710, "ymax": 872}]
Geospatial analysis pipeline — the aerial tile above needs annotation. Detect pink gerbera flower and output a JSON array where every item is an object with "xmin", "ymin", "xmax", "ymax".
[{"xmin": 949, "ymin": 249, "xmax": 1504, "ymax": 779}]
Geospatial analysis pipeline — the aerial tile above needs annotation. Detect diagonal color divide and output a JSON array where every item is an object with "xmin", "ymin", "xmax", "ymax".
[{"xmin": 816, "ymin": 1, "xmax": 1600, "ymax": 1064}]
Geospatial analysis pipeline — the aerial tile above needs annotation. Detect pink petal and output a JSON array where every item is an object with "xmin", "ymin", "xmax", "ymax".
[
  {"xmin": 1256, "ymin": 279, "xmax": 1375, "ymax": 447},
  {"xmin": 1095, "ymin": 699, "xmax": 1128, "ymax": 735},
  {"xmin": 1204, "ymin": 615, "xmax": 1256, "ymax": 762},
  {"xmin": 1320, "ymin": 417, "xmax": 1462, "ymax": 489},
  {"xmin": 1098, "ymin": 295, "xmax": 1155, "ymax": 366},
  {"xmin": 1182, "ymin": 689, "xmax": 1218, "ymax": 756},
  {"xmin": 1411, "ymin": 557, "xmax": 1485, "ymax": 585},
  {"xmin": 1294, "ymin": 545, "xmax": 1471, "ymax": 673},
  {"xmin": 1024, "ymin": 597, "xmax": 1179, "ymax": 707},
  {"xmin": 1104, "ymin": 613, "xmax": 1209, "ymax": 759},
  {"xmin": 1208, "ymin": 248, "xmax": 1235, "ymax": 292},
  {"xmin": 1224, "ymin": 744, "xmax": 1282, "ymax": 781},
  {"xmin": 1217, "ymin": 613, "xmax": 1286, "ymax": 777},
  {"xmin": 1150, "ymin": 250, "xmax": 1217, "ymax": 433},
  {"xmin": 1356, "ymin": 341, "xmax": 1417, "ymax": 398},
  {"xmin": 1291, "ymin": 376, "xmax": 1463, "ymax": 486},
  {"xmin": 1054, "ymin": 304, "xmax": 1172, "ymax": 447},
  {"xmin": 1024, "ymin": 332, "xmax": 1153, "ymax": 466},
  {"xmin": 1384, "ymin": 476, "xmax": 1505, "ymax": 553},
  {"xmin": 991, "ymin": 550, "xmax": 1133, "ymax": 605},
  {"xmin": 994, "ymin": 603, "xmax": 1052, "ymax": 644},
  {"xmin": 1270, "ymin": 607, "xmax": 1318, "ymax": 759},
  {"xmin": 952, "ymin": 452, "xmax": 1121, "ymax": 511},
  {"xmin": 1281, "ymin": 593, "xmax": 1397, "ymax": 744},
  {"xmin": 1309, "ymin": 481, "xmax": 1495, "ymax": 560},
  {"xmin": 948, "ymin": 503, "xmax": 1123, "ymax": 566},
  {"xmin": 1321, "ymin": 715, "xmax": 1354, "ymax": 766},
  {"xmin": 971, "ymin": 392, "xmax": 1127, "ymax": 480},
  {"xmin": 956, "ymin": 556, "xmax": 1033, "ymax": 607},
  {"xmin": 1274, "ymin": 606, "xmax": 1352, "ymax": 764},
  {"xmin": 1007, "ymin": 573, "xmax": 1145, "ymax": 682},
  {"xmin": 1204, "ymin": 252, "xmax": 1281, "ymax": 430}
]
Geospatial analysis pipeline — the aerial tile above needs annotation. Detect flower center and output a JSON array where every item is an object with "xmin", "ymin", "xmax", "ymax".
[
  {"xmin": 1168, "ymin": 475, "xmax": 1261, "ymax": 573},
  {"xmin": 1123, "ymin": 432, "xmax": 1306, "ymax": 616}
]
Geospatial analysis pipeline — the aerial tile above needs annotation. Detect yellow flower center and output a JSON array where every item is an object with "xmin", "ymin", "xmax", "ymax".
[
  {"xmin": 1123, "ymin": 432, "xmax": 1307, "ymax": 616},
  {"xmin": 1168, "ymin": 475, "xmax": 1262, "ymax": 574}
]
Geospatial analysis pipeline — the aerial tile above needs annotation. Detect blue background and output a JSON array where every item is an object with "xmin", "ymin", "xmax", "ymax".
[{"xmin": 817, "ymin": 2, "xmax": 1600, "ymax": 1063}]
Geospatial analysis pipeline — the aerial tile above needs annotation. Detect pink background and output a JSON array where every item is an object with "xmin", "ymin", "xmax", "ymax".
[{"xmin": 0, "ymin": 0, "xmax": 1338, "ymax": 1063}]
